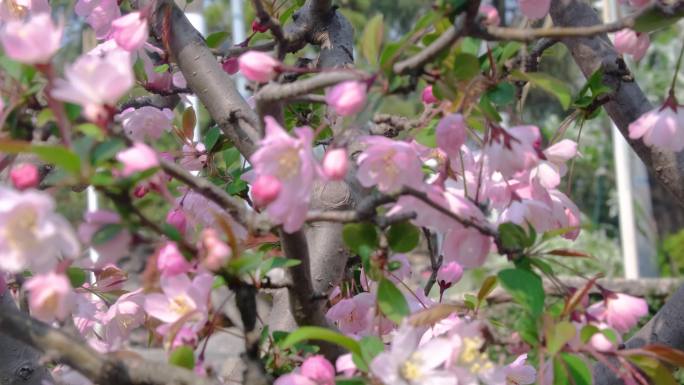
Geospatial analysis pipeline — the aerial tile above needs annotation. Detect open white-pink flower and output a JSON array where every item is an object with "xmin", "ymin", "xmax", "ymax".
[
  {"xmin": 24, "ymin": 272, "xmax": 75, "ymax": 322},
  {"xmin": 144, "ymin": 273, "xmax": 212, "ymax": 331},
  {"xmin": 0, "ymin": 13, "xmax": 62, "ymax": 64}
]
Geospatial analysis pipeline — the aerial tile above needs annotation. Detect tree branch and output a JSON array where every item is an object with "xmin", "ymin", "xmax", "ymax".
[
  {"xmin": 256, "ymin": 70, "xmax": 367, "ymax": 102},
  {"xmin": 0, "ymin": 301, "xmax": 219, "ymax": 385}
]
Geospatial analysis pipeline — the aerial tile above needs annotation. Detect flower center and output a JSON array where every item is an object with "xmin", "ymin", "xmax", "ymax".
[
  {"xmin": 276, "ymin": 148, "xmax": 301, "ymax": 180},
  {"xmin": 400, "ymin": 357, "xmax": 422, "ymax": 381},
  {"xmin": 4, "ymin": 207, "xmax": 38, "ymax": 251},
  {"xmin": 170, "ymin": 295, "xmax": 193, "ymax": 316},
  {"xmin": 458, "ymin": 337, "xmax": 493, "ymax": 374}
]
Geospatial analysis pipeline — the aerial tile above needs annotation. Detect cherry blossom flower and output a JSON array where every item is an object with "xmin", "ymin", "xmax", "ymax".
[
  {"xmin": 52, "ymin": 48, "xmax": 134, "ymax": 122},
  {"xmin": 238, "ymin": 51, "xmax": 280, "ymax": 82},
  {"xmin": 0, "ymin": 187, "xmax": 79, "ymax": 273},
  {"xmin": 78, "ymin": 210, "xmax": 131, "ymax": 267},
  {"xmin": 222, "ymin": 57, "xmax": 239, "ymax": 74},
  {"xmin": 549, "ymin": 189, "xmax": 581, "ymax": 240},
  {"xmin": 322, "ymin": 148, "xmax": 348, "ymax": 180},
  {"xmin": 370, "ymin": 323, "xmax": 456, "ymax": 385},
  {"xmin": 485, "ymin": 125, "xmax": 540, "ymax": 178},
  {"xmin": 157, "ymin": 242, "xmax": 193, "ymax": 277},
  {"xmin": 0, "ymin": 0, "xmax": 49, "ymax": 21},
  {"xmin": 117, "ymin": 106, "xmax": 174, "ymax": 142},
  {"xmin": 326, "ymin": 80, "xmax": 367, "ymax": 116},
  {"xmin": 532, "ymin": 139, "xmax": 578, "ymax": 189},
  {"xmin": 244, "ymin": 116, "xmax": 319, "ymax": 233},
  {"xmin": 171, "ymin": 326, "xmax": 199, "ymax": 349},
  {"xmin": 437, "ymin": 262, "xmax": 463, "ymax": 290},
  {"xmin": 629, "ymin": 101, "xmax": 684, "ymax": 152},
  {"xmin": 357, "ymin": 136, "xmax": 424, "ymax": 193},
  {"xmin": 442, "ymin": 227, "xmax": 492, "ymax": 268},
  {"xmin": 587, "ymin": 292, "xmax": 648, "ymax": 333},
  {"xmin": 479, "ymin": 4, "xmax": 500, "ymax": 26},
  {"xmin": 111, "ymin": 12, "xmax": 148, "ymax": 51},
  {"xmin": 178, "ymin": 190, "xmax": 247, "ymax": 239},
  {"xmin": 166, "ymin": 207, "xmax": 188, "ymax": 235},
  {"xmin": 24, "ymin": 272, "xmax": 75, "ymax": 322},
  {"xmin": 102, "ymin": 289, "xmax": 145, "ymax": 350},
  {"xmin": 93, "ymin": 265, "xmax": 127, "ymax": 292},
  {"xmin": 588, "ymin": 323, "xmax": 620, "ymax": 352},
  {"xmin": 326, "ymin": 292, "xmax": 375, "ymax": 335},
  {"xmin": 251, "ymin": 175, "xmax": 282, "ymax": 208},
  {"xmin": 144, "ymin": 273, "xmax": 213, "ymax": 332},
  {"xmin": 199, "ymin": 228, "xmax": 231, "ymax": 271},
  {"xmin": 116, "ymin": 142, "xmax": 159, "ymax": 177},
  {"xmin": 75, "ymin": 0, "xmax": 121, "ymax": 38},
  {"xmin": 422, "ymin": 85, "xmax": 438, "ymax": 104},
  {"xmin": 180, "ymin": 143, "xmax": 208, "ymax": 171},
  {"xmin": 336, "ymin": 354, "xmax": 357, "ymax": 377},
  {"xmin": 614, "ymin": 29, "xmax": 650, "ymax": 61},
  {"xmin": 301, "ymin": 355, "xmax": 336, "ymax": 385},
  {"xmin": 10, "ymin": 163, "xmax": 39, "ymax": 190},
  {"xmin": 436, "ymin": 113, "xmax": 468, "ymax": 159},
  {"xmin": 0, "ymin": 13, "xmax": 62, "ymax": 64},
  {"xmin": 518, "ymin": 0, "xmax": 550, "ymax": 20}
]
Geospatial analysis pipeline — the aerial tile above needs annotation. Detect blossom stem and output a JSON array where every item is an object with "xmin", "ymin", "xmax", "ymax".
[{"xmin": 669, "ymin": 38, "xmax": 684, "ymax": 97}]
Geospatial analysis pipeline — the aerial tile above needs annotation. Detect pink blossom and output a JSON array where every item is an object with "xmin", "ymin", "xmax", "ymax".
[
  {"xmin": 436, "ymin": 113, "xmax": 468, "ymax": 159},
  {"xmin": 178, "ymin": 190, "xmax": 247, "ymax": 239},
  {"xmin": 437, "ymin": 262, "xmax": 463, "ymax": 289},
  {"xmin": 479, "ymin": 4, "xmax": 501, "ymax": 26},
  {"xmin": 587, "ymin": 292, "xmax": 648, "ymax": 333},
  {"xmin": 117, "ymin": 106, "xmax": 174, "ymax": 142},
  {"xmin": 140, "ymin": 50, "xmax": 172, "ymax": 92},
  {"xmin": 0, "ymin": 13, "xmax": 62, "ymax": 64},
  {"xmin": 614, "ymin": 29, "xmax": 650, "ymax": 61},
  {"xmin": 102, "ymin": 289, "xmax": 145, "ymax": 349},
  {"xmin": 322, "ymin": 148, "xmax": 348, "ymax": 180},
  {"xmin": 0, "ymin": 0, "xmax": 49, "ymax": 22},
  {"xmin": 422, "ymin": 85, "xmax": 438, "ymax": 104},
  {"xmin": 0, "ymin": 187, "xmax": 80, "ymax": 273},
  {"xmin": 274, "ymin": 374, "xmax": 316, "ymax": 385},
  {"xmin": 172, "ymin": 71, "xmax": 187, "ymax": 89},
  {"xmin": 24, "ymin": 272, "xmax": 75, "ymax": 322},
  {"xmin": 238, "ymin": 51, "xmax": 280, "ymax": 82},
  {"xmin": 502, "ymin": 354, "xmax": 536, "ymax": 385},
  {"xmin": 222, "ymin": 57, "xmax": 239, "ymax": 75},
  {"xmin": 111, "ymin": 12, "xmax": 148, "ymax": 51},
  {"xmin": 442, "ymin": 227, "xmax": 492, "ymax": 268},
  {"xmin": 251, "ymin": 174, "xmax": 282, "ymax": 208},
  {"xmin": 166, "ymin": 207, "xmax": 188, "ymax": 235},
  {"xmin": 518, "ymin": 0, "xmax": 550, "ymax": 20},
  {"xmin": 326, "ymin": 292, "xmax": 374, "ymax": 335},
  {"xmin": 370, "ymin": 323, "xmax": 456, "ymax": 385},
  {"xmin": 52, "ymin": 48, "xmax": 134, "ymax": 122},
  {"xmin": 75, "ymin": 0, "xmax": 121, "ymax": 38},
  {"xmin": 336, "ymin": 354, "xmax": 357, "ymax": 377},
  {"xmin": 116, "ymin": 142, "xmax": 159, "ymax": 177},
  {"xmin": 485, "ymin": 125, "xmax": 540, "ymax": 178},
  {"xmin": 10, "ymin": 163, "xmax": 39, "ymax": 190},
  {"xmin": 78, "ymin": 210, "xmax": 131, "ymax": 267},
  {"xmin": 180, "ymin": 143, "xmax": 208, "ymax": 171},
  {"xmin": 301, "ymin": 355, "xmax": 335, "ymax": 385},
  {"xmin": 245, "ymin": 116, "xmax": 319, "ymax": 233},
  {"xmin": 357, "ymin": 136, "xmax": 424, "ymax": 193},
  {"xmin": 172, "ymin": 326, "xmax": 199, "ymax": 349},
  {"xmin": 157, "ymin": 242, "xmax": 193, "ymax": 277},
  {"xmin": 549, "ymin": 189, "xmax": 581, "ymax": 240},
  {"xmin": 533, "ymin": 139, "xmax": 578, "ymax": 189},
  {"xmin": 199, "ymin": 228, "xmax": 232, "ymax": 271},
  {"xmin": 326, "ymin": 80, "xmax": 367, "ymax": 116},
  {"xmin": 144, "ymin": 273, "xmax": 213, "ymax": 331},
  {"xmin": 629, "ymin": 104, "xmax": 684, "ymax": 152},
  {"xmin": 588, "ymin": 323, "xmax": 620, "ymax": 352},
  {"xmin": 93, "ymin": 265, "xmax": 127, "ymax": 292}
]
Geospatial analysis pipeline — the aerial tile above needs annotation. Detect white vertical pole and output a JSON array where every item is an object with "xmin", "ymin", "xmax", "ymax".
[
  {"xmin": 230, "ymin": 0, "xmax": 248, "ymax": 97},
  {"xmin": 86, "ymin": 186, "xmax": 99, "ymax": 268},
  {"xmin": 186, "ymin": 7, "xmax": 206, "ymax": 146}
]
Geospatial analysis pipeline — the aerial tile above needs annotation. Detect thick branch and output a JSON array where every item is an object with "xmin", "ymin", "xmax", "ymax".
[
  {"xmin": 256, "ymin": 70, "xmax": 367, "ymax": 102},
  {"xmin": 0, "ymin": 303, "xmax": 218, "ymax": 385},
  {"xmin": 550, "ymin": 0, "xmax": 684, "ymax": 204}
]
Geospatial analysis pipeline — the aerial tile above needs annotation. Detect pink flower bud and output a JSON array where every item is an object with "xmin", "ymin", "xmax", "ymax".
[
  {"xmin": 172, "ymin": 327, "xmax": 198, "ymax": 350},
  {"xmin": 518, "ymin": 0, "xmax": 551, "ymax": 20},
  {"xmin": 325, "ymin": 80, "xmax": 367, "ymax": 116},
  {"xmin": 133, "ymin": 184, "xmax": 149, "ymax": 198},
  {"xmin": 421, "ymin": 85, "xmax": 438, "ymax": 104},
  {"xmin": 238, "ymin": 51, "xmax": 280, "ymax": 83},
  {"xmin": 437, "ymin": 262, "xmax": 463, "ymax": 288},
  {"xmin": 110, "ymin": 12, "xmax": 148, "ymax": 52},
  {"xmin": 10, "ymin": 163, "xmax": 39, "ymax": 190},
  {"xmin": 200, "ymin": 228, "xmax": 232, "ymax": 271},
  {"xmin": 301, "ymin": 355, "xmax": 335, "ymax": 385},
  {"xmin": 222, "ymin": 57, "xmax": 239, "ymax": 75},
  {"xmin": 94, "ymin": 264, "xmax": 127, "ymax": 292},
  {"xmin": 479, "ymin": 4, "xmax": 501, "ymax": 26},
  {"xmin": 251, "ymin": 174, "xmax": 282, "ymax": 208},
  {"xmin": 322, "ymin": 148, "xmax": 348, "ymax": 180},
  {"xmin": 166, "ymin": 207, "xmax": 188, "ymax": 235},
  {"xmin": 0, "ymin": 13, "xmax": 63, "ymax": 64},
  {"xmin": 436, "ymin": 113, "xmax": 467, "ymax": 158},
  {"xmin": 23, "ymin": 272, "xmax": 75, "ymax": 322},
  {"xmin": 157, "ymin": 242, "xmax": 192, "ymax": 277},
  {"xmin": 252, "ymin": 19, "xmax": 269, "ymax": 33},
  {"xmin": 116, "ymin": 142, "xmax": 159, "ymax": 177},
  {"xmin": 614, "ymin": 29, "xmax": 650, "ymax": 61}
]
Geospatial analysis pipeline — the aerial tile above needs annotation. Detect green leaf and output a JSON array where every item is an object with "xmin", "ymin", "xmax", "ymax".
[
  {"xmin": 342, "ymin": 223, "xmax": 379, "ymax": 256},
  {"xmin": 499, "ymin": 42, "xmax": 522, "ymax": 62},
  {"xmin": 361, "ymin": 14, "xmax": 384, "ymax": 66},
  {"xmin": 516, "ymin": 312, "xmax": 539, "ymax": 345},
  {"xmin": 486, "ymin": 82, "xmax": 515, "ymax": 106},
  {"xmin": 205, "ymin": 31, "xmax": 230, "ymax": 48},
  {"xmin": 66, "ymin": 267, "xmax": 87, "ymax": 288},
  {"xmin": 153, "ymin": 64, "xmax": 169, "ymax": 73},
  {"xmin": 452, "ymin": 52, "xmax": 480, "ymax": 81},
  {"xmin": 498, "ymin": 222, "xmax": 532, "ymax": 250},
  {"xmin": 497, "ymin": 268, "xmax": 545, "ymax": 316},
  {"xmin": 546, "ymin": 321, "xmax": 576, "ymax": 355},
  {"xmin": 92, "ymin": 139, "xmax": 125, "ymax": 165},
  {"xmin": 64, "ymin": 103, "xmax": 82, "ymax": 121},
  {"xmin": 634, "ymin": 9, "xmax": 683, "ymax": 33},
  {"xmin": 561, "ymin": 353, "xmax": 591, "ymax": 385},
  {"xmin": 0, "ymin": 140, "xmax": 81, "ymax": 175},
  {"xmin": 0, "ymin": 56, "xmax": 22, "ymax": 80},
  {"xmin": 579, "ymin": 324, "xmax": 600, "ymax": 344},
  {"xmin": 169, "ymin": 346, "xmax": 195, "ymax": 369},
  {"xmin": 92, "ymin": 223, "xmax": 124, "ymax": 245},
  {"xmin": 282, "ymin": 326, "xmax": 362, "ymax": 357},
  {"xmin": 386, "ymin": 221, "xmax": 420, "ymax": 253},
  {"xmin": 204, "ymin": 125, "xmax": 221, "ymax": 152},
  {"xmin": 352, "ymin": 336, "xmax": 384, "ymax": 372},
  {"xmin": 553, "ymin": 356, "xmax": 569, "ymax": 385},
  {"xmin": 377, "ymin": 277, "xmax": 410, "ymax": 323},
  {"xmin": 510, "ymin": 70, "xmax": 572, "ymax": 110},
  {"xmin": 161, "ymin": 223, "xmax": 183, "ymax": 244},
  {"xmin": 478, "ymin": 94, "xmax": 502, "ymax": 122},
  {"xmin": 227, "ymin": 253, "xmax": 263, "ymax": 275},
  {"xmin": 75, "ymin": 123, "xmax": 105, "ymax": 140},
  {"xmin": 476, "ymin": 275, "xmax": 497, "ymax": 303}
]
